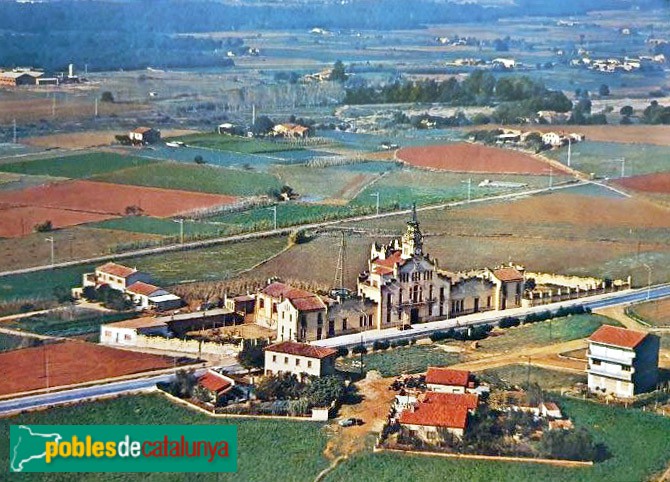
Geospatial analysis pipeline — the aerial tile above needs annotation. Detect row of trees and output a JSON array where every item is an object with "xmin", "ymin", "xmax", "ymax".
[{"xmin": 254, "ymin": 373, "xmax": 347, "ymax": 408}]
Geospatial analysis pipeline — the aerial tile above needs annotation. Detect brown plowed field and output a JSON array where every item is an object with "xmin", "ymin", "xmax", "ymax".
[
  {"xmin": 614, "ymin": 172, "xmax": 670, "ymax": 194},
  {"xmin": 0, "ymin": 341, "xmax": 176, "ymax": 396},
  {"xmin": 397, "ymin": 143, "xmax": 562, "ymax": 175},
  {"xmin": 0, "ymin": 179, "xmax": 236, "ymax": 217},
  {"xmin": 0, "ymin": 206, "xmax": 112, "ymax": 238}
]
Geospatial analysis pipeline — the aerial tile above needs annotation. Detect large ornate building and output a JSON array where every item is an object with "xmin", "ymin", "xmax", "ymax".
[{"xmin": 357, "ymin": 206, "xmax": 525, "ymax": 329}]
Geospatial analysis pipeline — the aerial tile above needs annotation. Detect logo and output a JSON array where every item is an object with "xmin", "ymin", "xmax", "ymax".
[{"xmin": 10, "ymin": 425, "xmax": 237, "ymax": 473}]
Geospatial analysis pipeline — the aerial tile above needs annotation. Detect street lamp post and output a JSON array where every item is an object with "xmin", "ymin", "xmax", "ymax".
[
  {"xmin": 643, "ymin": 263, "xmax": 652, "ymax": 301},
  {"xmin": 268, "ymin": 205, "xmax": 277, "ymax": 230},
  {"xmin": 370, "ymin": 192, "xmax": 380, "ymax": 215},
  {"xmin": 45, "ymin": 237, "xmax": 55, "ymax": 265},
  {"xmin": 173, "ymin": 218, "xmax": 184, "ymax": 244},
  {"xmin": 461, "ymin": 178, "xmax": 472, "ymax": 202}
]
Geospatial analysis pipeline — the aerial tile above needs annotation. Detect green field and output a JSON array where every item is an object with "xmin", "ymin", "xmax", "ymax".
[
  {"xmin": 481, "ymin": 364, "xmax": 587, "ymax": 391},
  {"xmin": 0, "ymin": 152, "xmax": 160, "ymax": 179},
  {"xmin": 352, "ymin": 169, "xmax": 558, "ymax": 209},
  {"xmin": 546, "ymin": 141, "xmax": 670, "ymax": 179},
  {"xmin": 172, "ymin": 133, "xmax": 304, "ymax": 154},
  {"xmin": 0, "ymin": 332, "xmax": 41, "ymax": 352},
  {"xmin": 337, "ymin": 344, "xmax": 461, "ymax": 377},
  {"xmin": 6, "ymin": 311, "xmax": 135, "ymax": 337},
  {"xmin": 0, "ymin": 235, "xmax": 287, "ymax": 304},
  {"xmin": 473, "ymin": 314, "xmax": 620, "ymax": 353},
  {"xmin": 94, "ymin": 162, "xmax": 283, "ymax": 196},
  {"xmin": 326, "ymin": 397, "xmax": 670, "ymax": 482},
  {"xmin": 86, "ymin": 216, "xmax": 226, "ymax": 237},
  {"xmin": 0, "ymin": 393, "xmax": 330, "ymax": 482}
]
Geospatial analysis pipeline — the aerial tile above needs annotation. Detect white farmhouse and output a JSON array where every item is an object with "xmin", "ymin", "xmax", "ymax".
[{"xmin": 264, "ymin": 341, "xmax": 337, "ymax": 379}]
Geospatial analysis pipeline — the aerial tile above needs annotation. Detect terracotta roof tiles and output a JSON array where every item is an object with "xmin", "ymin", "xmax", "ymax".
[
  {"xmin": 589, "ymin": 325, "xmax": 648, "ymax": 349},
  {"xmin": 97, "ymin": 262, "xmax": 136, "ymax": 278},
  {"xmin": 425, "ymin": 367, "xmax": 471, "ymax": 387},
  {"xmin": 265, "ymin": 341, "xmax": 337, "ymax": 359}
]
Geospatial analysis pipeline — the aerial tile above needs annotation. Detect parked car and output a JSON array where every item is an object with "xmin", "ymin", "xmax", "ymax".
[{"xmin": 338, "ymin": 417, "xmax": 363, "ymax": 427}]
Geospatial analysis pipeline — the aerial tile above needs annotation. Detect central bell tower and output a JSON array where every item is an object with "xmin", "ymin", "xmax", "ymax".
[{"xmin": 401, "ymin": 204, "xmax": 423, "ymax": 259}]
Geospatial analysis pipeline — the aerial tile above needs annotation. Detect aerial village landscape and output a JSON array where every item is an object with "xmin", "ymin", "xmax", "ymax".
[{"xmin": 1, "ymin": 0, "xmax": 670, "ymax": 480}]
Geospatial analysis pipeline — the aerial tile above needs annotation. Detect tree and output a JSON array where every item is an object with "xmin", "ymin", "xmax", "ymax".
[
  {"xmin": 193, "ymin": 384, "xmax": 216, "ymax": 405},
  {"xmin": 540, "ymin": 428, "xmax": 600, "ymax": 461},
  {"xmin": 304, "ymin": 375, "xmax": 346, "ymax": 407},
  {"xmin": 53, "ymin": 285, "xmax": 73, "ymax": 303},
  {"xmin": 255, "ymin": 372, "xmax": 304, "ymax": 401},
  {"xmin": 331, "ymin": 60, "xmax": 347, "ymax": 82},
  {"xmin": 251, "ymin": 115, "xmax": 275, "ymax": 136},
  {"xmin": 124, "ymin": 205, "xmax": 144, "ymax": 216},
  {"xmin": 288, "ymin": 229, "xmax": 309, "ymax": 246},
  {"xmin": 194, "ymin": 155, "xmax": 206, "ymax": 164},
  {"xmin": 237, "ymin": 343, "xmax": 265, "ymax": 372},
  {"xmin": 100, "ymin": 91, "xmax": 115, "ymax": 103},
  {"xmin": 34, "ymin": 220, "xmax": 53, "ymax": 232},
  {"xmin": 620, "ymin": 105, "xmax": 634, "ymax": 116},
  {"xmin": 170, "ymin": 369, "xmax": 198, "ymax": 398},
  {"xmin": 598, "ymin": 84, "xmax": 610, "ymax": 96}
]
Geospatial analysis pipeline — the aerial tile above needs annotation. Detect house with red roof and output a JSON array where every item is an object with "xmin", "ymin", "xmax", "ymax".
[
  {"xmin": 587, "ymin": 325, "xmax": 659, "ymax": 398},
  {"xmin": 129, "ymin": 126, "xmax": 161, "ymax": 144},
  {"xmin": 264, "ymin": 341, "xmax": 338, "ymax": 379},
  {"xmin": 85, "ymin": 262, "xmax": 153, "ymax": 293},
  {"xmin": 399, "ymin": 391, "xmax": 479, "ymax": 443},
  {"xmin": 195, "ymin": 370, "xmax": 238, "ymax": 406},
  {"xmin": 425, "ymin": 367, "xmax": 476, "ymax": 394}
]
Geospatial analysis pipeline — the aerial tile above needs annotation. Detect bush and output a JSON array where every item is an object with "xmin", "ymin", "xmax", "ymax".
[
  {"xmin": 34, "ymin": 220, "xmax": 53, "ymax": 232},
  {"xmin": 101, "ymin": 91, "xmax": 115, "ymax": 103},
  {"xmin": 499, "ymin": 316, "xmax": 520, "ymax": 329},
  {"xmin": 352, "ymin": 344, "xmax": 367, "ymax": 355},
  {"xmin": 373, "ymin": 340, "xmax": 390, "ymax": 351},
  {"xmin": 336, "ymin": 347, "xmax": 349, "ymax": 358}
]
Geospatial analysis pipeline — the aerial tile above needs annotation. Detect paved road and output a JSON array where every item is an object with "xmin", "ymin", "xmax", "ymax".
[
  {"xmin": 0, "ymin": 362, "xmax": 244, "ymax": 417},
  {"xmin": 312, "ymin": 284, "xmax": 670, "ymax": 349},
  {"xmin": 0, "ymin": 181, "xmax": 584, "ymax": 278}
]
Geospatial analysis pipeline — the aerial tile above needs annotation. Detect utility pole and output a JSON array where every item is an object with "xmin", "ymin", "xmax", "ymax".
[
  {"xmin": 526, "ymin": 355, "xmax": 532, "ymax": 390},
  {"xmin": 643, "ymin": 263, "xmax": 652, "ymax": 301},
  {"xmin": 12, "ymin": 119, "xmax": 17, "ymax": 144},
  {"xmin": 620, "ymin": 158, "xmax": 626, "ymax": 178},
  {"xmin": 370, "ymin": 192, "xmax": 380, "ymax": 215},
  {"xmin": 52, "ymin": 96, "xmax": 56, "ymax": 117},
  {"xmin": 94, "ymin": 98, "xmax": 98, "ymax": 117},
  {"xmin": 333, "ymin": 231, "xmax": 347, "ymax": 291},
  {"xmin": 461, "ymin": 178, "xmax": 472, "ymax": 202},
  {"xmin": 567, "ymin": 137, "xmax": 572, "ymax": 168},
  {"xmin": 268, "ymin": 205, "xmax": 277, "ymax": 230},
  {"xmin": 174, "ymin": 219, "xmax": 184, "ymax": 244},
  {"xmin": 45, "ymin": 236, "xmax": 55, "ymax": 265}
]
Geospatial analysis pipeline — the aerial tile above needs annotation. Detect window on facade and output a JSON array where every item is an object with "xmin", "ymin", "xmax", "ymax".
[
  {"xmin": 622, "ymin": 365, "xmax": 631, "ymax": 371},
  {"xmin": 272, "ymin": 355, "xmax": 277, "ymax": 362},
  {"xmin": 307, "ymin": 361, "xmax": 312, "ymax": 368},
  {"xmin": 124, "ymin": 334, "xmax": 131, "ymax": 341},
  {"xmin": 284, "ymin": 357, "xmax": 289, "ymax": 364},
  {"xmin": 592, "ymin": 359, "xmax": 601, "ymax": 365},
  {"xmin": 272, "ymin": 303, "xmax": 277, "ymax": 313},
  {"xmin": 317, "ymin": 327, "xmax": 322, "ymax": 339},
  {"xmin": 343, "ymin": 318, "xmax": 347, "ymax": 330},
  {"xmin": 487, "ymin": 296, "xmax": 492, "ymax": 307},
  {"xmin": 296, "ymin": 359, "xmax": 300, "ymax": 366},
  {"xmin": 328, "ymin": 320, "xmax": 335, "ymax": 336},
  {"xmin": 259, "ymin": 298, "xmax": 265, "ymax": 309},
  {"xmin": 104, "ymin": 330, "xmax": 111, "ymax": 337},
  {"xmin": 359, "ymin": 315, "xmax": 364, "ymax": 327},
  {"xmin": 317, "ymin": 312, "xmax": 323, "ymax": 325}
]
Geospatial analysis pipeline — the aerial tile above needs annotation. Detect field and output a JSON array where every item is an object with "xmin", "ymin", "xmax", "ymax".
[
  {"xmin": 507, "ymin": 124, "xmax": 670, "ymax": 147},
  {"xmin": 474, "ymin": 315, "xmax": 619, "ymax": 353},
  {"xmin": 22, "ymin": 129, "xmax": 198, "ymax": 149},
  {"xmin": 546, "ymin": 141, "xmax": 670, "ymax": 179},
  {"xmin": 615, "ymin": 172, "xmax": 670, "ymax": 195},
  {"xmin": 0, "ymin": 393, "xmax": 330, "ymax": 482},
  {"xmin": 170, "ymin": 132, "xmax": 307, "ymax": 154},
  {"xmin": 0, "ymin": 152, "xmax": 160, "ymax": 178},
  {"xmin": 0, "ymin": 205, "xmax": 113, "ymax": 238},
  {"xmin": 628, "ymin": 298, "xmax": 670, "ymax": 328},
  {"xmin": 0, "ymin": 340, "xmax": 177, "ymax": 396},
  {"xmin": 396, "ymin": 143, "xmax": 565, "ymax": 175},
  {"xmin": 95, "ymin": 162, "xmax": 282, "ymax": 197},
  {"xmin": 85, "ymin": 216, "xmax": 225, "ymax": 237},
  {"xmin": 0, "ymin": 332, "xmax": 40, "ymax": 352},
  {"xmin": 480, "ymin": 365, "xmax": 587, "ymax": 390},
  {"xmin": 0, "ymin": 179, "xmax": 236, "ymax": 217},
  {"xmin": 0, "ymin": 227, "xmax": 164, "ymax": 272},
  {"xmin": 5, "ymin": 310, "xmax": 135, "ymax": 337},
  {"xmin": 337, "ymin": 344, "xmax": 461, "ymax": 377},
  {"xmin": 326, "ymin": 398, "xmax": 670, "ymax": 482}
]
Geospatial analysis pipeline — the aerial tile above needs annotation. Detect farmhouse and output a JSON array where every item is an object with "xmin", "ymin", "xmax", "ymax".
[
  {"xmin": 81, "ymin": 262, "xmax": 152, "ymax": 293},
  {"xmin": 196, "ymin": 370, "xmax": 239, "ymax": 406},
  {"xmin": 264, "ymin": 341, "xmax": 337, "ymax": 379},
  {"xmin": 425, "ymin": 368, "xmax": 475, "ymax": 394},
  {"xmin": 587, "ymin": 325, "xmax": 659, "ymax": 398},
  {"xmin": 129, "ymin": 127, "xmax": 161, "ymax": 145},
  {"xmin": 399, "ymin": 392, "xmax": 479, "ymax": 442},
  {"xmin": 272, "ymin": 123, "xmax": 310, "ymax": 139},
  {"xmin": 125, "ymin": 281, "xmax": 182, "ymax": 311},
  {"xmin": 0, "ymin": 69, "xmax": 43, "ymax": 86}
]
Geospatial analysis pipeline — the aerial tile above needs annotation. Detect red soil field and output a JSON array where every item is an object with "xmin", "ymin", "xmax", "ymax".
[
  {"xmin": 614, "ymin": 172, "xmax": 670, "ymax": 194},
  {"xmin": 0, "ymin": 206, "xmax": 112, "ymax": 238},
  {"xmin": 397, "ymin": 143, "xmax": 564, "ymax": 175},
  {"xmin": 0, "ymin": 179, "xmax": 236, "ymax": 217},
  {"xmin": 0, "ymin": 340, "xmax": 178, "ymax": 396}
]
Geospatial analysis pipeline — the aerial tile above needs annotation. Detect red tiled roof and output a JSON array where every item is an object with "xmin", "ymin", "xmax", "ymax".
[
  {"xmin": 132, "ymin": 127, "xmax": 154, "ymax": 134},
  {"xmin": 198, "ymin": 372, "xmax": 232, "ymax": 394},
  {"xmin": 492, "ymin": 267, "xmax": 524, "ymax": 282},
  {"xmin": 421, "ymin": 392, "xmax": 479, "ymax": 410},
  {"xmin": 265, "ymin": 341, "xmax": 337, "ymax": 359},
  {"xmin": 373, "ymin": 250, "xmax": 406, "ymax": 269},
  {"xmin": 425, "ymin": 367, "xmax": 471, "ymax": 387},
  {"xmin": 262, "ymin": 282, "xmax": 325, "ymax": 312},
  {"xmin": 97, "ymin": 262, "xmax": 136, "ymax": 278},
  {"xmin": 399, "ymin": 401, "xmax": 469, "ymax": 430},
  {"xmin": 372, "ymin": 266, "xmax": 394, "ymax": 276},
  {"xmin": 542, "ymin": 402, "xmax": 560, "ymax": 412},
  {"xmin": 589, "ymin": 325, "xmax": 648, "ymax": 349},
  {"xmin": 126, "ymin": 281, "xmax": 161, "ymax": 297}
]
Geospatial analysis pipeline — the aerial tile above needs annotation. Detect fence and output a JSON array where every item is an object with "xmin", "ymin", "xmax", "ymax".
[{"xmin": 135, "ymin": 334, "xmax": 241, "ymax": 357}]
